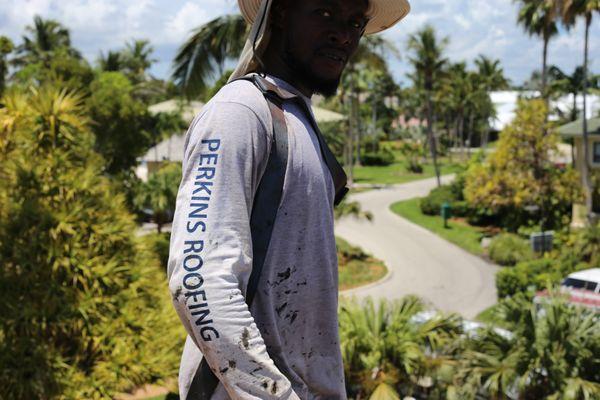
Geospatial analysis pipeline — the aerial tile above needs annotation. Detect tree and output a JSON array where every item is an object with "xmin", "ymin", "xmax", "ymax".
[
  {"xmin": 0, "ymin": 85, "xmax": 181, "ymax": 398},
  {"xmin": 98, "ymin": 49, "xmax": 127, "ymax": 73},
  {"xmin": 122, "ymin": 39, "xmax": 156, "ymax": 82},
  {"xmin": 172, "ymin": 14, "xmax": 248, "ymax": 98},
  {"xmin": 86, "ymin": 71, "xmax": 153, "ymax": 174},
  {"xmin": 339, "ymin": 297, "xmax": 462, "ymax": 399},
  {"xmin": 13, "ymin": 15, "xmax": 80, "ymax": 67},
  {"xmin": 514, "ymin": 0, "xmax": 560, "ymax": 99},
  {"xmin": 475, "ymin": 55, "xmax": 510, "ymax": 92},
  {"xmin": 561, "ymin": 0, "xmax": 600, "ymax": 220},
  {"xmin": 407, "ymin": 25, "xmax": 448, "ymax": 187},
  {"xmin": 453, "ymin": 294, "xmax": 600, "ymax": 399},
  {"xmin": 9, "ymin": 17, "xmax": 92, "ymax": 92},
  {"xmin": 135, "ymin": 163, "xmax": 182, "ymax": 233},
  {"xmin": 474, "ymin": 56, "xmax": 510, "ymax": 148},
  {"xmin": 0, "ymin": 36, "xmax": 13, "ymax": 96},
  {"xmin": 464, "ymin": 99, "xmax": 580, "ymax": 230},
  {"xmin": 549, "ymin": 66, "xmax": 583, "ymax": 119}
]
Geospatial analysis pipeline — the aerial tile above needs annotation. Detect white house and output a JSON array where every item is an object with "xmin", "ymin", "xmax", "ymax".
[{"xmin": 490, "ymin": 91, "xmax": 600, "ymax": 132}]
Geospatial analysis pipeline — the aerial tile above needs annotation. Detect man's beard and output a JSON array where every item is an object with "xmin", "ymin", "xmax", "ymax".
[{"xmin": 283, "ymin": 34, "xmax": 342, "ymax": 97}]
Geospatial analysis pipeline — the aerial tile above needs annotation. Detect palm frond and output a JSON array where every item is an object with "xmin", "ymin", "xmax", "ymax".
[{"xmin": 172, "ymin": 14, "xmax": 248, "ymax": 99}]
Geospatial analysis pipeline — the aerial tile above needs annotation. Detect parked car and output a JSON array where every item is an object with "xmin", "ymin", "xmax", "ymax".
[
  {"xmin": 561, "ymin": 268, "xmax": 600, "ymax": 293},
  {"xmin": 535, "ymin": 268, "xmax": 600, "ymax": 312}
]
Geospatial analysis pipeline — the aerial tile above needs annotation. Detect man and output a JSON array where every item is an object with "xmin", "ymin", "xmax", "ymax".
[{"xmin": 167, "ymin": 0, "xmax": 410, "ymax": 399}]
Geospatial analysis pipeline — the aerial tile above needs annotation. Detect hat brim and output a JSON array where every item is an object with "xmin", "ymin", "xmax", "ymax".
[{"xmin": 238, "ymin": 0, "xmax": 410, "ymax": 35}]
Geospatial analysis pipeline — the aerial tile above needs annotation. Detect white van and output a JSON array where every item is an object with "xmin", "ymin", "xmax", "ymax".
[
  {"xmin": 535, "ymin": 269, "xmax": 600, "ymax": 312},
  {"xmin": 561, "ymin": 268, "xmax": 600, "ymax": 294}
]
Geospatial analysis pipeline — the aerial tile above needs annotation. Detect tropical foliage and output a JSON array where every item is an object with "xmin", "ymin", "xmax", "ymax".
[
  {"xmin": 407, "ymin": 25, "xmax": 447, "ymax": 187},
  {"xmin": 135, "ymin": 163, "xmax": 182, "ymax": 233},
  {"xmin": 465, "ymin": 99, "xmax": 580, "ymax": 230},
  {"xmin": 0, "ymin": 85, "xmax": 182, "ymax": 399},
  {"xmin": 341, "ymin": 293, "xmax": 600, "ymax": 400}
]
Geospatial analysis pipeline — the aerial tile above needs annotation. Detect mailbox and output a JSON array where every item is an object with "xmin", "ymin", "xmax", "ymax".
[{"xmin": 441, "ymin": 202, "xmax": 452, "ymax": 228}]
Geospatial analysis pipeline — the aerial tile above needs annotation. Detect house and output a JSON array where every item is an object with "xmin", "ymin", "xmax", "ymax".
[
  {"xmin": 137, "ymin": 98, "xmax": 347, "ymax": 181},
  {"xmin": 558, "ymin": 117, "xmax": 600, "ymax": 226},
  {"xmin": 489, "ymin": 92, "xmax": 600, "ymax": 132}
]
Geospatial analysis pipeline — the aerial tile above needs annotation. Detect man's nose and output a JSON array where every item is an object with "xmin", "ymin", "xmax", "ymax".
[{"xmin": 327, "ymin": 25, "xmax": 352, "ymax": 47}]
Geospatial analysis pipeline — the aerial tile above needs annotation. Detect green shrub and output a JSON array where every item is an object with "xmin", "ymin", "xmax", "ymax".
[
  {"xmin": 496, "ymin": 259, "xmax": 554, "ymax": 298},
  {"xmin": 420, "ymin": 185, "xmax": 456, "ymax": 216},
  {"xmin": 397, "ymin": 140, "xmax": 424, "ymax": 173},
  {"xmin": 144, "ymin": 232, "xmax": 172, "ymax": 269},
  {"xmin": 361, "ymin": 148, "xmax": 395, "ymax": 166},
  {"xmin": 336, "ymin": 237, "xmax": 369, "ymax": 263},
  {"xmin": 0, "ymin": 86, "xmax": 182, "ymax": 399},
  {"xmin": 451, "ymin": 201, "xmax": 470, "ymax": 218},
  {"xmin": 488, "ymin": 233, "xmax": 534, "ymax": 266},
  {"xmin": 449, "ymin": 174, "xmax": 466, "ymax": 201}
]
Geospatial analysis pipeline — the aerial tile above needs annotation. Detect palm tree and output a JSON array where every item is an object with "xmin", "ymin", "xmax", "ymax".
[
  {"xmin": 98, "ymin": 50, "xmax": 126, "ymax": 72},
  {"xmin": 123, "ymin": 39, "xmax": 156, "ymax": 82},
  {"xmin": 407, "ymin": 25, "xmax": 448, "ymax": 187},
  {"xmin": 172, "ymin": 14, "xmax": 248, "ymax": 98},
  {"xmin": 455, "ymin": 293, "xmax": 600, "ymax": 399},
  {"xmin": 475, "ymin": 55, "xmax": 510, "ymax": 92},
  {"xmin": 0, "ymin": 36, "xmax": 13, "ymax": 96},
  {"xmin": 339, "ymin": 297, "xmax": 462, "ymax": 399},
  {"xmin": 473, "ymin": 56, "xmax": 508, "ymax": 148},
  {"xmin": 561, "ymin": 0, "xmax": 600, "ymax": 220},
  {"xmin": 14, "ymin": 15, "xmax": 79, "ymax": 67},
  {"xmin": 441, "ymin": 62, "xmax": 471, "ymax": 154},
  {"xmin": 135, "ymin": 163, "xmax": 181, "ymax": 233},
  {"xmin": 514, "ymin": 0, "xmax": 560, "ymax": 99},
  {"xmin": 548, "ymin": 65, "xmax": 599, "ymax": 120}
]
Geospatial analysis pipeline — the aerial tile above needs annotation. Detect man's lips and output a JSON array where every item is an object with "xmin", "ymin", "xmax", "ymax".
[{"xmin": 316, "ymin": 48, "xmax": 348, "ymax": 64}]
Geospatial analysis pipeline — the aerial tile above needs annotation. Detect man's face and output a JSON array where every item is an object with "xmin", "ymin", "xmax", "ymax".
[{"xmin": 279, "ymin": 0, "xmax": 369, "ymax": 96}]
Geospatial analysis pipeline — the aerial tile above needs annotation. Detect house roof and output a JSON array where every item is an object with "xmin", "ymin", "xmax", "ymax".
[
  {"xmin": 142, "ymin": 98, "xmax": 346, "ymax": 163},
  {"xmin": 148, "ymin": 99, "xmax": 206, "ymax": 122},
  {"xmin": 141, "ymin": 134, "xmax": 187, "ymax": 163},
  {"xmin": 148, "ymin": 98, "xmax": 346, "ymax": 124},
  {"xmin": 558, "ymin": 117, "xmax": 600, "ymax": 137}
]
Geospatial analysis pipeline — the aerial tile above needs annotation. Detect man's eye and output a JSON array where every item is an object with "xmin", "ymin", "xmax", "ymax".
[
  {"xmin": 318, "ymin": 9, "xmax": 332, "ymax": 18},
  {"xmin": 350, "ymin": 19, "xmax": 366, "ymax": 31}
]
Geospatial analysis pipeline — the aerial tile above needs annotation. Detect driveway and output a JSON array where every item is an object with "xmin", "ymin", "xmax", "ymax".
[{"xmin": 336, "ymin": 176, "xmax": 499, "ymax": 319}]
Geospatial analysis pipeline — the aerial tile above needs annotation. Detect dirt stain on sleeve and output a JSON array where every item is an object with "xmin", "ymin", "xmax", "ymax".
[
  {"xmin": 275, "ymin": 302, "xmax": 288, "ymax": 317},
  {"xmin": 240, "ymin": 328, "xmax": 250, "ymax": 349}
]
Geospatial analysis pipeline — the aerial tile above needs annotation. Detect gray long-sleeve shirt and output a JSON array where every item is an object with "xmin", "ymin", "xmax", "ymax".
[{"xmin": 167, "ymin": 75, "xmax": 346, "ymax": 400}]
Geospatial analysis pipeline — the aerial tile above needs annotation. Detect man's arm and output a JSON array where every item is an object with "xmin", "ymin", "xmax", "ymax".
[{"xmin": 168, "ymin": 100, "xmax": 299, "ymax": 399}]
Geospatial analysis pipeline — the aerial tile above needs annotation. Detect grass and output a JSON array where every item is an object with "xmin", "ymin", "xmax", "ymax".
[
  {"xmin": 390, "ymin": 198, "xmax": 486, "ymax": 256},
  {"xmin": 352, "ymin": 157, "xmax": 464, "ymax": 185},
  {"xmin": 337, "ymin": 237, "xmax": 388, "ymax": 290}
]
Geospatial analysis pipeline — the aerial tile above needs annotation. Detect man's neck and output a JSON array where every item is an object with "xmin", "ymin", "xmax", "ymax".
[{"xmin": 260, "ymin": 54, "xmax": 313, "ymax": 98}]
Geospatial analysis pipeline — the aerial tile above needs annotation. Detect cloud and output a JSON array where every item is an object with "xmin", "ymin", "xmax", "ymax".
[
  {"xmin": 0, "ymin": 0, "xmax": 598, "ymax": 84},
  {"xmin": 163, "ymin": 2, "xmax": 210, "ymax": 45},
  {"xmin": 383, "ymin": 0, "xmax": 599, "ymax": 85}
]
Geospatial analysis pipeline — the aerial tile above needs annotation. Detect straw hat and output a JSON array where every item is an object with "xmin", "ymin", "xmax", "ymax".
[
  {"xmin": 229, "ymin": 0, "xmax": 410, "ymax": 81},
  {"xmin": 239, "ymin": 0, "xmax": 410, "ymax": 35}
]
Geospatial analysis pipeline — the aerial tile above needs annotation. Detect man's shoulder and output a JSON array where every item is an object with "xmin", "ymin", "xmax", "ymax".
[{"xmin": 202, "ymin": 78, "xmax": 271, "ymax": 126}]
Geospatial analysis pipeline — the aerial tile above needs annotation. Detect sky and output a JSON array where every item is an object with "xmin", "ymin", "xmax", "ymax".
[{"xmin": 1, "ymin": 0, "xmax": 598, "ymax": 87}]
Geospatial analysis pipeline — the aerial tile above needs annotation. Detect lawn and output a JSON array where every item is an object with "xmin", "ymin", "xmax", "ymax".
[
  {"xmin": 337, "ymin": 237, "xmax": 388, "ymax": 290},
  {"xmin": 352, "ymin": 157, "xmax": 464, "ymax": 185},
  {"xmin": 390, "ymin": 198, "xmax": 486, "ymax": 256}
]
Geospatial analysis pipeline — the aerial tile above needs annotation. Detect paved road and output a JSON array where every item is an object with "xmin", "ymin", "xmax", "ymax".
[{"xmin": 336, "ymin": 176, "xmax": 499, "ymax": 319}]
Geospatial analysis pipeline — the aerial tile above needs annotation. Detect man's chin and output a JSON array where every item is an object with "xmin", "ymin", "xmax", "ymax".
[{"xmin": 310, "ymin": 75, "xmax": 341, "ymax": 98}]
